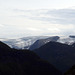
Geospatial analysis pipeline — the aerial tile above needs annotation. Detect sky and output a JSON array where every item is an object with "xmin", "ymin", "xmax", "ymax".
[{"xmin": 0, "ymin": 0, "xmax": 75, "ymax": 38}]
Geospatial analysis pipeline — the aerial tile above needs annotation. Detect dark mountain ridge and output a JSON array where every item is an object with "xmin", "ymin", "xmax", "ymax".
[
  {"xmin": 0, "ymin": 41, "xmax": 61, "ymax": 75},
  {"xmin": 34, "ymin": 41, "xmax": 75, "ymax": 72}
]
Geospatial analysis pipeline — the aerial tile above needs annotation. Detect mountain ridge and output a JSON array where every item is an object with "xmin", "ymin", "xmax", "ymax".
[
  {"xmin": 0, "ymin": 41, "xmax": 62, "ymax": 75},
  {"xmin": 34, "ymin": 41, "xmax": 75, "ymax": 72},
  {"xmin": 30, "ymin": 36, "xmax": 59, "ymax": 50},
  {"xmin": 1, "ymin": 35, "xmax": 75, "ymax": 50}
]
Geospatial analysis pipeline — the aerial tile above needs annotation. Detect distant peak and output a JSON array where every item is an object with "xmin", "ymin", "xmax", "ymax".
[{"xmin": 69, "ymin": 35, "xmax": 75, "ymax": 38}]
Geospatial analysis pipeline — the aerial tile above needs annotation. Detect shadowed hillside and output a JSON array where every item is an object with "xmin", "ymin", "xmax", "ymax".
[
  {"xmin": 0, "ymin": 41, "xmax": 62, "ymax": 75},
  {"xmin": 34, "ymin": 41, "xmax": 75, "ymax": 72}
]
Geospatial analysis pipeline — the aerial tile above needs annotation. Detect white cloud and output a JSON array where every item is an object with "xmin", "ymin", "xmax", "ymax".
[
  {"xmin": 12, "ymin": 8, "xmax": 75, "ymax": 25},
  {"xmin": 0, "ymin": 7, "xmax": 75, "ymax": 38},
  {"xmin": 0, "ymin": 24, "xmax": 4, "ymax": 27}
]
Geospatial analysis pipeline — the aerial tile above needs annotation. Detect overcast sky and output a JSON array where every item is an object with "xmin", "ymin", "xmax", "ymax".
[{"xmin": 0, "ymin": 0, "xmax": 75, "ymax": 38}]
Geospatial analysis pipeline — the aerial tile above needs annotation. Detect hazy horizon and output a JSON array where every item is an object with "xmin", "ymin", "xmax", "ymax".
[{"xmin": 0, "ymin": 0, "xmax": 75, "ymax": 38}]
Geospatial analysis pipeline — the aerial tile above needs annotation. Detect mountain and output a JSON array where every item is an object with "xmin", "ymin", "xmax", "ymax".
[
  {"xmin": 30, "ymin": 36, "xmax": 59, "ymax": 50},
  {"xmin": 1, "ymin": 35, "xmax": 75, "ymax": 50},
  {"xmin": 57, "ymin": 36, "xmax": 75, "ymax": 45},
  {"xmin": 34, "ymin": 41, "xmax": 75, "ymax": 72},
  {"xmin": 0, "ymin": 36, "xmax": 50, "ymax": 49},
  {"xmin": 0, "ymin": 41, "xmax": 11, "ymax": 53},
  {"xmin": 0, "ymin": 41, "xmax": 62, "ymax": 75},
  {"xmin": 0, "ymin": 41, "xmax": 10, "ymax": 49}
]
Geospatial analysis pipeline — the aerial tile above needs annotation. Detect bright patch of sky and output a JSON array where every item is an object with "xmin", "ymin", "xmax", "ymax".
[{"xmin": 0, "ymin": 0, "xmax": 75, "ymax": 38}]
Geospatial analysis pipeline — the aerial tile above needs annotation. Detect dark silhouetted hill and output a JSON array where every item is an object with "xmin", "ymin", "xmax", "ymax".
[
  {"xmin": 34, "ymin": 41, "xmax": 75, "ymax": 72},
  {"xmin": 0, "ymin": 41, "xmax": 62, "ymax": 75},
  {"xmin": 0, "ymin": 41, "xmax": 10, "ymax": 51}
]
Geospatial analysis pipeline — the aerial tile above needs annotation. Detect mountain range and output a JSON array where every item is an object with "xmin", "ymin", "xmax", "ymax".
[
  {"xmin": 0, "ymin": 41, "xmax": 62, "ymax": 75},
  {"xmin": 0, "ymin": 36, "xmax": 50, "ymax": 49},
  {"xmin": 0, "ymin": 36, "xmax": 75, "ymax": 74},
  {"xmin": 1, "ymin": 35, "xmax": 75, "ymax": 50}
]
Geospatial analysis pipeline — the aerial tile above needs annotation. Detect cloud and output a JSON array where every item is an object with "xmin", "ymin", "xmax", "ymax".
[
  {"xmin": 13, "ymin": 8, "xmax": 75, "ymax": 25},
  {"xmin": 1, "ymin": 8, "xmax": 75, "ymax": 38},
  {"xmin": 35, "ymin": 9, "xmax": 75, "ymax": 25},
  {"xmin": 44, "ymin": 9, "xmax": 75, "ymax": 24},
  {"xmin": 0, "ymin": 24, "xmax": 4, "ymax": 27}
]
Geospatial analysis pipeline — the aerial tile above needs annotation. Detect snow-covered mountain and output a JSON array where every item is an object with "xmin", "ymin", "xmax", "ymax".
[
  {"xmin": 57, "ymin": 36, "xmax": 75, "ymax": 45},
  {"xmin": 29, "ymin": 35, "xmax": 75, "ymax": 50},
  {"xmin": 1, "ymin": 35, "xmax": 75, "ymax": 50},
  {"xmin": 0, "ymin": 36, "xmax": 50, "ymax": 49},
  {"xmin": 30, "ymin": 36, "xmax": 59, "ymax": 50}
]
